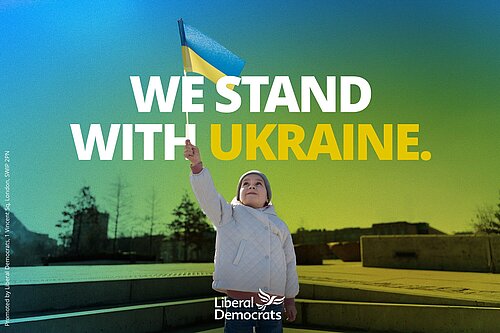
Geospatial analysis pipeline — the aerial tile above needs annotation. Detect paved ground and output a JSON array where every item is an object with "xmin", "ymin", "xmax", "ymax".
[
  {"xmin": 299, "ymin": 260, "xmax": 500, "ymax": 305},
  {"xmin": 10, "ymin": 262, "xmax": 214, "ymax": 285},
  {"xmin": 10, "ymin": 260, "xmax": 500, "ymax": 305}
]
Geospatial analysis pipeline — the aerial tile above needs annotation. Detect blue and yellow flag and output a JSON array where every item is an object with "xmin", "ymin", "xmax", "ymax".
[{"xmin": 178, "ymin": 19, "xmax": 245, "ymax": 85}]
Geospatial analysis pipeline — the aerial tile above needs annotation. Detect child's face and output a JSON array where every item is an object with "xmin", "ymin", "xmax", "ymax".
[{"xmin": 239, "ymin": 174, "xmax": 268, "ymax": 208}]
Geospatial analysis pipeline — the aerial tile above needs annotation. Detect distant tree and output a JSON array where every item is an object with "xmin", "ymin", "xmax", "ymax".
[
  {"xmin": 55, "ymin": 186, "xmax": 98, "ymax": 254},
  {"xmin": 473, "ymin": 192, "xmax": 500, "ymax": 234},
  {"xmin": 146, "ymin": 188, "xmax": 160, "ymax": 255},
  {"xmin": 108, "ymin": 177, "xmax": 131, "ymax": 253},
  {"xmin": 167, "ymin": 193, "xmax": 212, "ymax": 261}
]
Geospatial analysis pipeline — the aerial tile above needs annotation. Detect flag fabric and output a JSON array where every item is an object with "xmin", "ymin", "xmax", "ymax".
[{"xmin": 178, "ymin": 19, "xmax": 245, "ymax": 85}]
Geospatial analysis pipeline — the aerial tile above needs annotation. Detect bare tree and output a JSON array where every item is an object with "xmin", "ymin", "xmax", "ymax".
[
  {"xmin": 146, "ymin": 188, "xmax": 160, "ymax": 255},
  {"xmin": 473, "ymin": 202, "xmax": 500, "ymax": 234},
  {"xmin": 108, "ymin": 177, "xmax": 131, "ymax": 253}
]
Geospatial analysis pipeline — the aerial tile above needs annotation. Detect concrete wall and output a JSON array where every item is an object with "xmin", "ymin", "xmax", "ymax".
[
  {"xmin": 490, "ymin": 236, "xmax": 500, "ymax": 273},
  {"xmin": 361, "ymin": 235, "xmax": 500, "ymax": 273}
]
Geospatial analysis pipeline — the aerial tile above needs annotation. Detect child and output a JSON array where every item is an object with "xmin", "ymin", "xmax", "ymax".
[{"xmin": 184, "ymin": 140, "xmax": 299, "ymax": 332}]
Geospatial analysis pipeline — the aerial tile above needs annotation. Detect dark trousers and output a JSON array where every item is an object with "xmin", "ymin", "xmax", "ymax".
[{"xmin": 224, "ymin": 301, "xmax": 284, "ymax": 333}]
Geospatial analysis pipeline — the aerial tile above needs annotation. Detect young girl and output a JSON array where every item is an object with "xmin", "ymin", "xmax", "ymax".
[{"xmin": 184, "ymin": 140, "xmax": 299, "ymax": 332}]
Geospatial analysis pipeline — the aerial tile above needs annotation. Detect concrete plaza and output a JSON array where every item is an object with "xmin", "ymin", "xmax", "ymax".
[
  {"xmin": 11, "ymin": 260, "xmax": 500, "ymax": 306},
  {"xmin": 4, "ymin": 260, "xmax": 500, "ymax": 332}
]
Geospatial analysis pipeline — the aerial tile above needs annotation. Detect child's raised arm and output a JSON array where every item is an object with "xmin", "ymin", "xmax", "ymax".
[{"xmin": 185, "ymin": 140, "xmax": 232, "ymax": 226}]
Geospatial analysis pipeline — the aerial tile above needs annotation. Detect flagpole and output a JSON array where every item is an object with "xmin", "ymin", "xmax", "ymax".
[
  {"xmin": 183, "ymin": 70, "xmax": 189, "ymax": 140},
  {"xmin": 177, "ymin": 18, "xmax": 189, "ymax": 139},
  {"xmin": 179, "ymin": 18, "xmax": 190, "ymax": 140}
]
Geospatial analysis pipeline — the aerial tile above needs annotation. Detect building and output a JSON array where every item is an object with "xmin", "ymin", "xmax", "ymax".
[
  {"xmin": 292, "ymin": 222, "xmax": 446, "ymax": 262},
  {"xmin": 371, "ymin": 222, "xmax": 445, "ymax": 235},
  {"xmin": 71, "ymin": 208, "xmax": 109, "ymax": 255},
  {"xmin": 293, "ymin": 222, "xmax": 445, "ymax": 245},
  {"xmin": 113, "ymin": 234, "xmax": 165, "ymax": 259},
  {"xmin": 161, "ymin": 230, "xmax": 215, "ymax": 262}
]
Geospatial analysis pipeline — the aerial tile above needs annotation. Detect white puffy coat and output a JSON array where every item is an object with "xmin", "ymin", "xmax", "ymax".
[{"xmin": 190, "ymin": 168, "xmax": 299, "ymax": 298}]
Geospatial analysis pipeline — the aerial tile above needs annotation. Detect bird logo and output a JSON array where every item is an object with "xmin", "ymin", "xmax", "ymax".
[{"xmin": 257, "ymin": 288, "xmax": 285, "ymax": 311}]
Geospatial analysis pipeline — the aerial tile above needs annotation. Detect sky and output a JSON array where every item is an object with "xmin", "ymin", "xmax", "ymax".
[{"xmin": 1, "ymin": 0, "xmax": 499, "ymax": 240}]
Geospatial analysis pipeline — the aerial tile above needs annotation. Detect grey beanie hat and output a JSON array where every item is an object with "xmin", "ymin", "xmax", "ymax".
[{"xmin": 236, "ymin": 170, "xmax": 272, "ymax": 203}]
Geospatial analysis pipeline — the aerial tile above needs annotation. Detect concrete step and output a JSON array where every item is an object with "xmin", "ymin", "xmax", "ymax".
[
  {"xmin": 13, "ymin": 277, "xmax": 497, "ymax": 320},
  {"xmin": 3, "ymin": 298, "xmax": 499, "ymax": 333},
  {"xmin": 3, "ymin": 298, "xmax": 216, "ymax": 333},
  {"xmin": 10, "ymin": 276, "xmax": 218, "ymax": 317},
  {"xmin": 299, "ymin": 282, "xmax": 500, "ymax": 307},
  {"xmin": 170, "ymin": 324, "xmax": 365, "ymax": 332},
  {"xmin": 292, "ymin": 299, "xmax": 500, "ymax": 333}
]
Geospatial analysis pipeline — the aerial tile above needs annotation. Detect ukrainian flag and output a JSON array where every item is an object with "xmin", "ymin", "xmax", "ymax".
[{"xmin": 178, "ymin": 19, "xmax": 245, "ymax": 86}]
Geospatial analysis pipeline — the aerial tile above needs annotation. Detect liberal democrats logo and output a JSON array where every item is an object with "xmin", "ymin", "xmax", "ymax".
[
  {"xmin": 257, "ymin": 288, "xmax": 285, "ymax": 311},
  {"xmin": 214, "ymin": 289, "xmax": 284, "ymax": 321}
]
